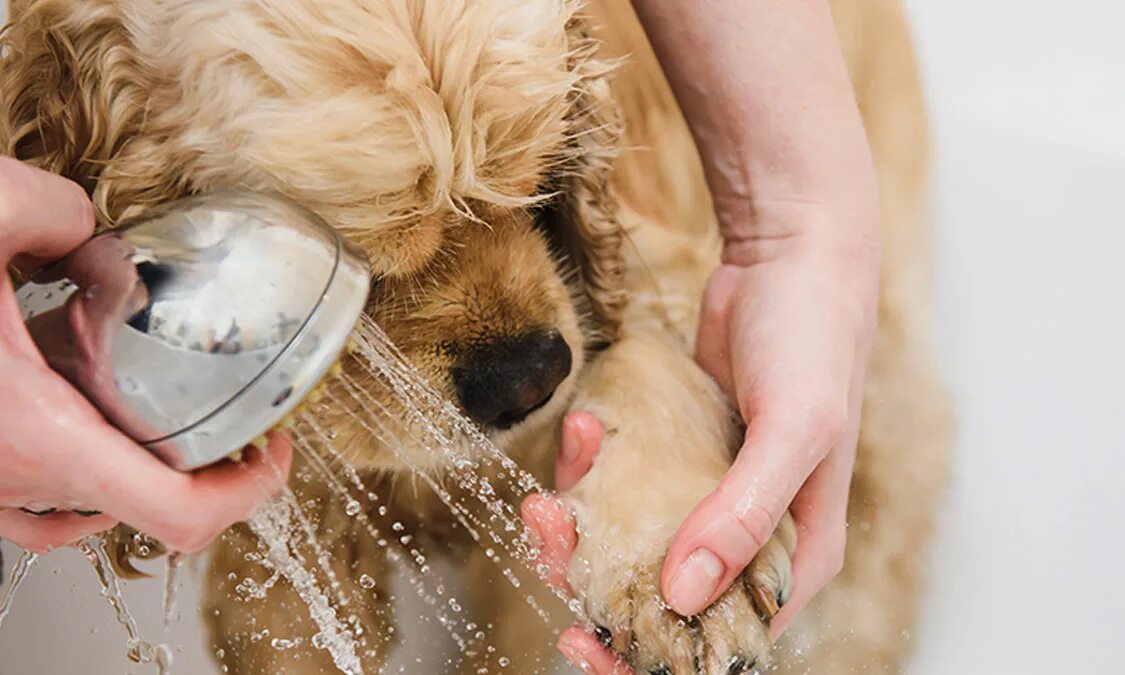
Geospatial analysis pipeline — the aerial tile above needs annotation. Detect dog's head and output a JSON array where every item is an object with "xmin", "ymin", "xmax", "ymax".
[{"xmin": 1, "ymin": 0, "xmax": 626, "ymax": 470}]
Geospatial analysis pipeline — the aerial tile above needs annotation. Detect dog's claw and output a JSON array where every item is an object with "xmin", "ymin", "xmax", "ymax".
[
  {"xmin": 728, "ymin": 656, "xmax": 756, "ymax": 674},
  {"xmin": 649, "ymin": 667, "xmax": 672, "ymax": 675},
  {"xmin": 593, "ymin": 625, "xmax": 613, "ymax": 647}
]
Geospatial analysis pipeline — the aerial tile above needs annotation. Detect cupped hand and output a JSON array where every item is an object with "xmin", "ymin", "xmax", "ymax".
[
  {"xmin": 0, "ymin": 158, "xmax": 293, "ymax": 555},
  {"xmin": 666, "ymin": 200, "xmax": 878, "ymax": 633},
  {"xmin": 529, "ymin": 208, "xmax": 877, "ymax": 671}
]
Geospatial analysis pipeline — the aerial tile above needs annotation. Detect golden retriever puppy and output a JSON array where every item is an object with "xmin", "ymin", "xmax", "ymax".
[{"xmin": 0, "ymin": 0, "xmax": 951, "ymax": 673}]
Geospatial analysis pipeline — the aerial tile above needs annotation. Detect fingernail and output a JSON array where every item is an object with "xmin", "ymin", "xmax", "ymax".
[
  {"xmin": 19, "ymin": 506, "xmax": 58, "ymax": 517},
  {"xmin": 667, "ymin": 548, "xmax": 724, "ymax": 615}
]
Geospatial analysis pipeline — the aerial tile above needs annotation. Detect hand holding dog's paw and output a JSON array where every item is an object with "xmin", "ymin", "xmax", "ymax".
[{"xmin": 525, "ymin": 412, "xmax": 797, "ymax": 675}]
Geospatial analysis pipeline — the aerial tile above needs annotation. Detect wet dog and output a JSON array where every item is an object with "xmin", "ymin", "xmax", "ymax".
[{"xmin": 0, "ymin": 0, "xmax": 951, "ymax": 672}]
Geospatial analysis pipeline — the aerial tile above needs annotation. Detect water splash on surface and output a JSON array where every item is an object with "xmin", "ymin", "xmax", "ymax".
[
  {"xmin": 2, "ymin": 312, "xmax": 579, "ymax": 674},
  {"xmin": 0, "ymin": 550, "xmax": 39, "ymax": 630},
  {"xmin": 76, "ymin": 535, "xmax": 157, "ymax": 665}
]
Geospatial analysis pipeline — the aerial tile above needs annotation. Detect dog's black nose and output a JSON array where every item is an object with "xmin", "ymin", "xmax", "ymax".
[{"xmin": 453, "ymin": 331, "xmax": 572, "ymax": 429}]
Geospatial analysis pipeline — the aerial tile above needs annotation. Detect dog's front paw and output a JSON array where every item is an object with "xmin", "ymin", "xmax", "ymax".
[{"xmin": 569, "ymin": 513, "xmax": 796, "ymax": 674}]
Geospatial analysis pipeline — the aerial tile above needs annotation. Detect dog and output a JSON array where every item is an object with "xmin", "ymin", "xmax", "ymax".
[{"xmin": 0, "ymin": 0, "xmax": 952, "ymax": 672}]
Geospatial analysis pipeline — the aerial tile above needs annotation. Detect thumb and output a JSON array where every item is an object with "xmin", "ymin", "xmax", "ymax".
[
  {"xmin": 659, "ymin": 411, "xmax": 827, "ymax": 616},
  {"xmin": 0, "ymin": 158, "xmax": 94, "ymax": 268}
]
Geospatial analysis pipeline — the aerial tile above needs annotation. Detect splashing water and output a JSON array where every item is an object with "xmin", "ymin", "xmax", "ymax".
[
  {"xmin": 76, "ymin": 536, "xmax": 158, "ymax": 665},
  {"xmin": 246, "ymin": 496, "xmax": 363, "ymax": 674},
  {"xmin": 162, "ymin": 553, "xmax": 182, "ymax": 632},
  {"xmin": 222, "ymin": 313, "xmax": 581, "ymax": 673},
  {"xmin": 292, "ymin": 424, "xmax": 477, "ymax": 662},
  {"xmin": 343, "ymin": 317, "xmax": 578, "ymax": 613},
  {"xmin": 2, "ymin": 311, "xmax": 580, "ymax": 674},
  {"xmin": 0, "ymin": 550, "xmax": 39, "ymax": 630}
]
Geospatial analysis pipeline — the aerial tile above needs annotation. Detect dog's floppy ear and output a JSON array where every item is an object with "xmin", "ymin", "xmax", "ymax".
[
  {"xmin": 0, "ymin": 0, "xmax": 149, "ymax": 217},
  {"xmin": 552, "ymin": 21, "xmax": 628, "ymax": 345}
]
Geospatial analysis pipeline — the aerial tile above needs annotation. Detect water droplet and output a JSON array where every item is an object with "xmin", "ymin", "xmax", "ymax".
[
  {"xmin": 345, "ymin": 500, "xmax": 361, "ymax": 516},
  {"xmin": 271, "ymin": 637, "xmax": 301, "ymax": 651},
  {"xmin": 359, "ymin": 574, "xmax": 375, "ymax": 590}
]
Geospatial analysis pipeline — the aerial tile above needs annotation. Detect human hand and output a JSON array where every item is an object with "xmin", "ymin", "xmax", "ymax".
[
  {"xmin": 0, "ymin": 157, "xmax": 293, "ymax": 554},
  {"xmin": 663, "ymin": 197, "xmax": 879, "ymax": 634},
  {"xmin": 522, "ymin": 411, "xmax": 632, "ymax": 674}
]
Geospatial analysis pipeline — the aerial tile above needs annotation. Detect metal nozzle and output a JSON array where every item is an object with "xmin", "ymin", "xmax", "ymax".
[{"xmin": 17, "ymin": 191, "xmax": 370, "ymax": 471}]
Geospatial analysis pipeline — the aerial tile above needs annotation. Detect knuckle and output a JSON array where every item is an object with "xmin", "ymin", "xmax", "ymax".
[
  {"xmin": 732, "ymin": 503, "xmax": 776, "ymax": 554},
  {"xmin": 779, "ymin": 398, "xmax": 849, "ymax": 456}
]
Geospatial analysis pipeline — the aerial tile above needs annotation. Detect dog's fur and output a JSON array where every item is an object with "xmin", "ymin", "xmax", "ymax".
[{"xmin": 0, "ymin": 0, "xmax": 952, "ymax": 672}]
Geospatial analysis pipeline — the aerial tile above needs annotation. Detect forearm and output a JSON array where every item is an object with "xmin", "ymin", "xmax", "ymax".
[{"xmin": 630, "ymin": 0, "xmax": 878, "ymax": 257}]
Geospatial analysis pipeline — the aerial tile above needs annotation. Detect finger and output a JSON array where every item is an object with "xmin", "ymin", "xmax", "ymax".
[
  {"xmin": 768, "ymin": 449, "xmax": 852, "ymax": 640},
  {"xmin": 0, "ymin": 157, "xmax": 94, "ymax": 266},
  {"xmin": 660, "ymin": 409, "xmax": 838, "ymax": 616},
  {"xmin": 557, "ymin": 626, "xmax": 633, "ymax": 675},
  {"xmin": 68, "ymin": 430, "xmax": 293, "ymax": 553},
  {"xmin": 521, "ymin": 493, "xmax": 577, "ymax": 594},
  {"xmin": 556, "ymin": 411, "xmax": 605, "ymax": 491},
  {"xmin": 0, "ymin": 508, "xmax": 117, "ymax": 554}
]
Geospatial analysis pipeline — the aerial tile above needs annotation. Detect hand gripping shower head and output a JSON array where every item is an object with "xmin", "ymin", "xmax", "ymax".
[{"xmin": 16, "ymin": 191, "xmax": 371, "ymax": 471}]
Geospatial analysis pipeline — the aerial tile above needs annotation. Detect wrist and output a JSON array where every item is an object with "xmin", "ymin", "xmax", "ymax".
[{"xmin": 714, "ymin": 190, "xmax": 880, "ymax": 271}]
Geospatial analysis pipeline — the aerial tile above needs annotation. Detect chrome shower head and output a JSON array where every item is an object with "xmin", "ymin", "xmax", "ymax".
[{"xmin": 17, "ymin": 191, "xmax": 370, "ymax": 471}]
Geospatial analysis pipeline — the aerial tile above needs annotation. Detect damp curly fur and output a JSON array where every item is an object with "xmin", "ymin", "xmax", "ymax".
[{"xmin": 1, "ymin": 0, "xmax": 952, "ymax": 673}]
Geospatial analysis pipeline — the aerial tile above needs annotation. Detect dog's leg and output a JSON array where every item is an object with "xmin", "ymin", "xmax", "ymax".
[
  {"xmin": 202, "ymin": 472, "xmax": 398, "ymax": 675},
  {"xmin": 565, "ymin": 333, "xmax": 796, "ymax": 674}
]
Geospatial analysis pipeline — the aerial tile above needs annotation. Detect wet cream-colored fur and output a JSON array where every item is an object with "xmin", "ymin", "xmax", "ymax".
[{"xmin": 0, "ymin": 0, "xmax": 951, "ymax": 672}]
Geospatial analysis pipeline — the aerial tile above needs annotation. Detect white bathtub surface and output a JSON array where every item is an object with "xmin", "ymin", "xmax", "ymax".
[{"xmin": 905, "ymin": 1, "xmax": 1125, "ymax": 673}]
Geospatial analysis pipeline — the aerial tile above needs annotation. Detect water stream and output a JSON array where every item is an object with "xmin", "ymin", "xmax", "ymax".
[
  {"xmin": 76, "ymin": 535, "xmax": 159, "ymax": 666},
  {"xmin": 1, "ymin": 313, "xmax": 579, "ymax": 674}
]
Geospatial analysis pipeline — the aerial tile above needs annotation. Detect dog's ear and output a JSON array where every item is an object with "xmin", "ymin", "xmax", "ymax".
[
  {"xmin": 0, "ymin": 0, "xmax": 150, "ymax": 220},
  {"xmin": 551, "ymin": 21, "xmax": 628, "ymax": 345}
]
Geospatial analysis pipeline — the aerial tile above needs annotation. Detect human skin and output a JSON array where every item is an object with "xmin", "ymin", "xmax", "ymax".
[
  {"xmin": 535, "ymin": 0, "xmax": 881, "ymax": 668},
  {"xmin": 0, "ymin": 157, "xmax": 292, "ymax": 555}
]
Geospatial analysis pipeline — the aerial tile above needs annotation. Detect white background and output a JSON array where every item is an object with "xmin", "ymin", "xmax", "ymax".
[{"xmin": 2, "ymin": 0, "xmax": 1124, "ymax": 673}]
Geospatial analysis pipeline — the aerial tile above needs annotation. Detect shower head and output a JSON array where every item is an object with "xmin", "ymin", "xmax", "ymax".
[{"xmin": 17, "ymin": 191, "xmax": 370, "ymax": 471}]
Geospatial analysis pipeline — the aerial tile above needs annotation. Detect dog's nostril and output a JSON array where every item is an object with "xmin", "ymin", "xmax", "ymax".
[{"xmin": 452, "ymin": 330, "xmax": 572, "ymax": 429}]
